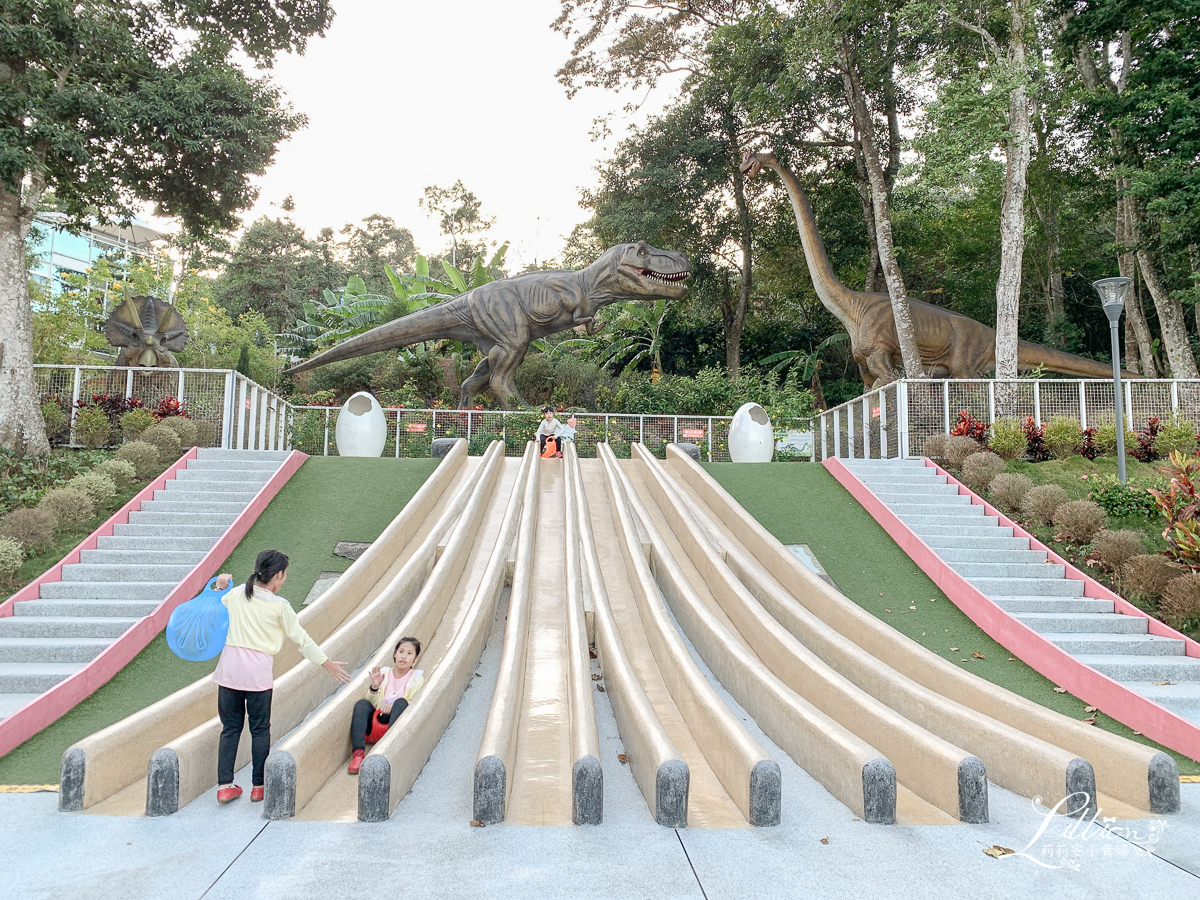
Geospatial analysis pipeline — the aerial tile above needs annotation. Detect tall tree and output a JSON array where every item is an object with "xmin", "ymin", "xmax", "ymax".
[
  {"xmin": 0, "ymin": 0, "xmax": 332, "ymax": 455},
  {"xmin": 419, "ymin": 181, "xmax": 494, "ymax": 270}
]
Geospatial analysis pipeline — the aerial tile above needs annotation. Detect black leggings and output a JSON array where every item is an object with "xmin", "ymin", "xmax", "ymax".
[
  {"xmin": 350, "ymin": 698, "xmax": 408, "ymax": 751},
  {"xmin": 217, "ymin": 686, "xmax": 272, "ymax": 787}
]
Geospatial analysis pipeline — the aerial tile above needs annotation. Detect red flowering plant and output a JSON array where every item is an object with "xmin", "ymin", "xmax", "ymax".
[
  {"xmin": 1022, "ymin": 416, "xmax": 1051, "ymax": 461},
  {"xmin": 154, "ymin": 397, "xmax": 190, "ymax": 420},
  {"xmin": 1132, "ymin": 416, "xmax": 1161, "ymax": 463},
  {"xmin": 76, "ymin": 393, "xmax": 143, "ymax": 427},
  {"xmin": 1148, "ymin": 451, "xmax": 1200, "ymax": 569},
  {"xmin": 949, "ymin": 410, "xmax": 987, "ymax": 444}
]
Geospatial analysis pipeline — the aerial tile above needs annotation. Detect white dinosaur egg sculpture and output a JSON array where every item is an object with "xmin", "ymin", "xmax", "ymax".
[
  {"xmin": 335, "ymin": 392, "xmax": 388, "ymax": 457},
  {"xmin": 728, "ymin": 402, "xmax": 774, "ymax": 462}
]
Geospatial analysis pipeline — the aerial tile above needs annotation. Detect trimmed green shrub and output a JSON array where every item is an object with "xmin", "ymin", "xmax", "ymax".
[
  {"xmin": 1094, "ymin": 423, "xmax": 1138, "ymax": 457},
  {"xmin": 988, "ymin": 417, "xmax": 1027, "ymax": 461},
  {"xmin": 1022, "ymin": 484, "xmax": 1069, "ymax": 525},
  {"xmin": 39, "ymin": 487, "xmax": 95, "ymax": 529},
  {"xmin": 73, "ymin": 406, "xmax": 113, "ymax": 450},
  {"xmin": 1154, "ymin": 417, "xmax": 1198, "ymax": 457},
  {"xmin": 1093, "ymin": 530, "xmax": 1146, "ymax": 573},
  {"xmin": 921, "ymin": 433, "xmax": 950, "ymax": 466},
  {"xmin": 1086, "ymin": 476, "xmax": 1158, "ymax": 517},
  {"xmin": 194, "ymin": 420, "xmax": 218, "ymax": 448},
  {"xmin": 93, "ymin": 458, "xmax": 137, "ymax": 490},
  {"xmin": 116, "ymin": 441, "xmax": 162, "ymax": 479},
  {"xmin": 140, "ymin": 423, "xmax": 181, "ymax": 461},
  {"xmin": 960, "ymin": 452, "xmax": 1006, "ymax": 494},
  {"xmin": 161, "ymin": 415, "xmax": 199, "ymax": 447},
  {"xmin": 1052, "ymin": 500, "xmax": 1107, "ymax": 544},
  {"xmin": 1043, "ymin": 416, "xmax": 1082, "ymax": 460},
  {"xmin": 119, "ymin": 408, "xmax": 156, "ymax": 441},
  {"xmin": 68, "ymin": 471, "xmax": 117, "ymax": 506},
  {"xmin": 1160, "ymin": 575, "xmax": 1200, "ymax": 633},
  {"xmin": 0, "ymin": 507, "xmax": 57, "ymax": 553},
  {"xmin": 989, "ymin": 473, "xmax": 1034, "ymax": 512},
  {"xmin": 41, "ymin": 400, "xmax": 67, "ymax": 442},
  {"xmin": 0, "ymin": 537, "xmax": 24, "ymax": 581}
]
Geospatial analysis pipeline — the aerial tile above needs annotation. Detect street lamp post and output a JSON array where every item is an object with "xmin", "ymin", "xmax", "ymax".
[{"xmin": 1093, "ymin": 276, "xmax": 1133, "ymax": 483}]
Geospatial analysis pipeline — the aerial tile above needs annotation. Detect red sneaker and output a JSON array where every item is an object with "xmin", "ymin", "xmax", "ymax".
[
  {"xmin": 217, "ymin": 785, "xmax": 242, "ymax": 804},
  {"xmin": 250, "ymin": 786, "xmax": 264, "ymax": 802},
  {"xmin": 348, "ymin": 749, "xmax": 366, "ymax": 775}
]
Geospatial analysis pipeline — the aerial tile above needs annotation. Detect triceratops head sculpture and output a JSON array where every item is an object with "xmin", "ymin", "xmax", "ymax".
[{"xmin": 105, "ymin": 295, "xmax": 189, "ymax": 368}]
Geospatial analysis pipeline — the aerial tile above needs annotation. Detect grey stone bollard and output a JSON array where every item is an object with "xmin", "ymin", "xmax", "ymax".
[
  {"xmin": 358, "ymin": 754, "xmax": 392, "ymax": 822},
  {"xmin": 146, "ymin": 748, "xmax": 180, "ymax": 816},
  {"xmin": 673, "ymin": 442, "xmax": 701, "ymax": 462},
  {"xmin": 749, "ymin": 758, "xmax": 782, "ymax": 827},
  {"xmin": 957, "ymin": 755, "xmax": 989, "ymax": 824},
  {"xmin": 654, "ymin": 758, "xmax": 689, "ymax": 827},
  {"xmin": 431, "ymin": 438, "xmax": 458, "ymax": 458},
  {"xmin": 572, "ymin": 755, "xmax": 603, "ymax": 825},
  {"xmin": 59, "ymin": 747, "xmax": 86, "ymax": 812},
  {"xmin": 861, "ymin": 757, "xmax": 897, "ymax": 825},
  {"xmin": 473, "ymin": 755, "xmax": 506, "ymax": 825},
  {"xmin": 1065, "ymin": 757, "xmax": 1097, "ymax": 819},
  {"xmin": 1149, "ymin": 752, "xmax": 1181, "ymax": 814},
  {"xmin": 263, "ymin": 750, "xmax": 296, "ymax": 820}
]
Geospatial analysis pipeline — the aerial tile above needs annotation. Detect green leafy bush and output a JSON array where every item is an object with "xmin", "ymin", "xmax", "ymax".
[
  {"xmin": 41, "ymin": 400, "xmax": 67, "ymax": 443},
  {"xmin": 0, "ymin": 448, "xmax": 110, "ymax": 514},
  {"xmin": 194, "ymin": 420, "xmax": 218, "ymax": 448},
  {"xmin": 960, "ymin": 452, "xmax": 1006, "ymax": 494},
  {"xmin": 1154, "ymin": 417, "xmax": 1198, "ymax": 457},
  {"xmin": 987, "ymin": 417, "xmax": 1027, "ymax": 460},
  {"xmin": 38, "ymin": 487, "xmax": 96, "ymax": 529},
  {"xmin": 73, "ymin": 406, "xmax": 113, "ymax": 450},
  {"xmin": 161, "ymin": 415, "xmax": 199, "ymax": 447},
  {"xmin": 93, "ymin": 458, "xmax": 137, "ymax": 491},
  {"xmin": 1043, "ymin": 416, "xmax": 1082, "ymax": 460},
  {"xmin": 0, "ymin": 507, "xmax": 57, "ymax": 553},
  {"xmin": 468, "ymin": 430, "xmax": 502, "ymax": 456},
  {"xmin": 116, "ymin": 441, "xmax": 162, "ymax": 479},
  {"xmin": 1092, "ymin": 530, "xmax": 1146, "ymax": 573},
  {"xmin": 0, "ymin": 537, "xmax": 24, "ymax": 581},
  {"xmin": 1094, "ymin": 423, "xmax": 1138, "ymax": 457},
  {"xmin": 1022, "ymin": 484, "xmax": 1068, "ymax": 525},
  {"xmin": 68, "ymin": 471, "xmax": 117, "ymax": 505},
  {"xmin": 119, "ymin": 408, "xmax": 156, "ymax": 441},
  {"xmin": 1052, "ymin": 500, "xmax": 1107, "ymax": 544},
  {"xmin": 989, "ymin": 473, "xmax": 1033, "ymax": 512},
  {"xmin": 140, "ymin": 423, "xmax": 182, "ymax": 461},
  {"xmin": 1086, "ymin": 475, "xmax": 1158, "ymax": 517}
]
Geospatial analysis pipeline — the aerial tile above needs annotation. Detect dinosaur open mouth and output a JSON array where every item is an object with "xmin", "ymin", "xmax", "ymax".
[{"xmin": 630, "ymin": 266, "xmax": 690, "ymax": 283}]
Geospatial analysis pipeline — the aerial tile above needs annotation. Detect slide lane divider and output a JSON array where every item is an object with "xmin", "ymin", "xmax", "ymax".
[{"xmin": 569, "ymin": 446, "xmax": 688, "ymax": 827}]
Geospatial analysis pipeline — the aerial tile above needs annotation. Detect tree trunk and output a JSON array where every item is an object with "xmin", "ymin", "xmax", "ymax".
[
  {"xmin": 1127, "ymin": 198, "xmax": 1199, "ymax": 378},
  {"xmin": 841, "ymin": 52, "xmax": 925, "ymax": 380},
  {"xmin": 1191, "ymin": 243, "xmax": 1200, "ymax": 335},
  {"xmin": 723, "ymin": 114, "xmax": 753, "ymax": 379},
  {"xmin": 1117, "ymin": 192, "xmax": 1158, "ymax": 375},
  {"xmin": 0, "ymin": 185, "xmax": 51, "ymax": 457},
  {"xmin": 994, "ymin": 2, "xmax": 1031, "ymax": 385},
  {"xmin": 852, "ymin": 143, "xmax": 882, "ymax": 291}
]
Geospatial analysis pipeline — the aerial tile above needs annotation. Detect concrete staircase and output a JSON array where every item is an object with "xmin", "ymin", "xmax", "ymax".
[
  {"xmin": 0, "ymin": 449, "xmax": 293, "ymax": 721},
  {"xmin": 840, "ymin": 457, "xmax": 1200, "ymax": 727}
]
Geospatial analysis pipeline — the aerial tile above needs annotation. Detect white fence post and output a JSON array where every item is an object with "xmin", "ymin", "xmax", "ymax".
[
  {"xmin": 69, "ymin": 366, "xmax": 82, "ymax": 443},
  {"xmin": 942, "ymin": 381, "xmax": 950, "ymax": 433},
  {"xmin": 898, "ymin": 380, "xmax": 910, "ymax": 458},
  {"xmin": 221, "ymin": 371, "xmax": 234, "ymax": 449},
  {"xmin": 1033, "ymin": 381, "xmax": 1042, "ymax": 426},
  {"xmin": 879, "ymin": 391, "xmax": 889, "ymax": 459},
  {"xmin": 1079, "ymin": 381, "xmax": 1088, "ymax": 429},
  {"xmin": 236, "ymin": 377, "xmax": 248, "ymax": 450}
]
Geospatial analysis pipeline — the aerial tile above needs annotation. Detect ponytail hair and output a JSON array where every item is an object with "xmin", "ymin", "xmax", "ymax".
[{"xmin": 245, "ymin": 549, "xmax": 289, "ymax": 599}]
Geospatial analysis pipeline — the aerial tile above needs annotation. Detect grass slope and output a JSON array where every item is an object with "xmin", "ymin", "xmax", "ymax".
[
  {"xmin": 0, "ymin": 456, "xmax": 437, "ymax": 784},
  {"xmin": 705, "ymin": 462, "xmax": 1200, "ymax": 774}
]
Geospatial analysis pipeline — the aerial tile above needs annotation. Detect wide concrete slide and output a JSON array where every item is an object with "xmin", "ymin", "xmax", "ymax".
[
  {"xmin": 59, "ymin": 441, "xmax": 470, "ymax": 815},
  {"xmin": 666, "ymin": 446, "xmax": 1179, "ymax": 817},
  {"xmin": 261, "ymin": 441, "xmax": 528, "ymax": 822}
]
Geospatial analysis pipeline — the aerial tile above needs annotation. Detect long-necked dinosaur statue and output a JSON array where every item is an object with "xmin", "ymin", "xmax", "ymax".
[
  {"xmin": 287, "ymin": 242, "xmax": 690, "ymax": 408},
  {"xmin": 741, "ymin": 151, "xmax": 1136, "ymax": 387}
]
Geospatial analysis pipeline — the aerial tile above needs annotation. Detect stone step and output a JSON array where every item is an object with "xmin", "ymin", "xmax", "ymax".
[
  {"xmin": 0, "ymin": 616, "xmax": 139, "ymax": 638},
  {"xmin": 126, "ymin": 511, "xmax": 238, "ymax": 527},
  {"xmin": 916, "ymin": 529, "xmax": 1021, "ymax": 545},
  {"xmin": 112, "ymin": 523, "xmax": 228, "ymax": 538},
  {"xmin": 951, "ymin": 561, "xmax": 1067, "ymax": 579},
  {"xmin": 0, "ymin": 663, "xmax": 85, "ymax": 693},
  {"xmin": 937, "ymin": 548, "xmax": 1047, "ymax": 564},
  {"xmin": 1076, "ymin": 654, "xmax": 1200, "ymax": 683},
  {"xmin": 0, "ymin": 693, "xmax": 42, "ymax": 719},
  {"xmin": 1043, "ymin": 633, "xmax": 1186, "ymax": 657},
  {"xmin": 975, "ymin": 576, "xmax": 1085, "ymax": 597},
  {"xmin": 991, "ymin": 596, "xmax": 1116, "ymax": 614},
  {"xmin": 195, "ymin": 448, "xmax": 290, "ymax": 462},
  {"xmin": 166, "ymin": 478, "xmax": 268, "ymax": 492},
  {"xmin": 889, "ymin": 502, "xmax": 986, "ymax": 517},
  {"xmin": 841, "ymin": 458, "xmax": 929, "ymax": 469},
  {"xmin": 96, "ymin": 536, "xmax": 218, "ymax": 552},
  {"xmin": 1015, "ymin": 612, "xmax": 1148, "ymax": 635},
  {"xmin": 13, "ymin": 599, "xmax": 159, "ymax": 617},
  {"xmin": 874, "ymin": 489, "xmax": 972, "ymax": 503},
  {"xmin": 152, "ymin": 488, "xmax": 258, "ymax": 504},
  {"xmin": 1120, "ymin": 681, "xmax": 1200, "ymax": 711},
  {"xmin": 860, "ymin": 478, "xmax": 957, "ymax": 492},
  {"xmin": 38, "ymin": 581, "xmax": 174, "ymax": 601},
  {"xmin": 137, "ymin": 499, "xmax": 246, "ymax": 515},
  {"xmin": 0, "ymin": 639, "xmax": 113, "ymax": 664},
  {"xmin": 80, "ymin": 549, "xmax": 207, "ymax": 566},
  {"xmin": 900, "ymin": 513, "xmax": 1001, "ymax": 528},
  {"xmin": 60, "ymin": 563, "xmax": 193, "ymax": 584}
]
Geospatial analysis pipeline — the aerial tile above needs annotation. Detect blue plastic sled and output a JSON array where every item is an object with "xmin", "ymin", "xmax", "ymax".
[{"xmin": 166, "ymin": 580, "xmax": 230, "ymax": 661}]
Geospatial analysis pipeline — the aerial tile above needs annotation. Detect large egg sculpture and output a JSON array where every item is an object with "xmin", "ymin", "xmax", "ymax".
[
  {"xmin": 335, "ymin": 391, "xmax": 388, "ymax": 457},
  {"xmin": 728, "ymin": 402, "xmax": 774, "ymax": 462}
]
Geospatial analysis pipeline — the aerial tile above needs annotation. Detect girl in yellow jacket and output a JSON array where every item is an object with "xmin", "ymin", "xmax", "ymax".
[
  {"xmin": 211, "ymin": 549, "xmax": 351, "ymax": 804},
  {"xmin": 347, "ymin": 636, "xmax": 425, "ymax": 774}
]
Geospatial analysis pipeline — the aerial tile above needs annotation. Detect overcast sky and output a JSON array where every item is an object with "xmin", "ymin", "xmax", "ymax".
[{"xmin": 219, "ymin": 0, "xmax": 683, "ymax": 269}]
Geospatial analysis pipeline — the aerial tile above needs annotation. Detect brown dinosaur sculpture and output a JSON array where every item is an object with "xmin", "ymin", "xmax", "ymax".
[{"xmin": 741, "ymin": 151, "xmax": 1136, "ymax": 386}]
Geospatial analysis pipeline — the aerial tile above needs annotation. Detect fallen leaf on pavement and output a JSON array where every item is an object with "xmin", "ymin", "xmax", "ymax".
[
  {"xmin": 820, "ymin": 837, "xmax": 829, "ymax": 845},
  {"xmin": 617, "ymin": 754, "xmax": 628, "ymax": 764},
  {"xmin": 972, "ymin": 652, "xmax": 986, "ymax": 659},
  {"xmin": 470, "ymin": 820, "xmax": 485, "ymax": 827},
  {"xmin": 983, "ymin": 845, "xmax": 1015, "ymax": 859},
  {"xmin": 1153, "ymin": 680, "xmax": 1177, "ymax": 686},
  {"xmin": 596, "ymin": 685, "xmax": 606, "ymax": 692},
  {"xmin": 589, "ymin": 648, "xmax": 597, "ymax": 659},
  {"xmin": 591, "ymin": 673, "xmax": 602, "ymax": 681}
]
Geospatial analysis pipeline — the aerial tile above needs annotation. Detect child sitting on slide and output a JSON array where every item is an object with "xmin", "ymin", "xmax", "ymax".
[{"xmin": 347, "ymin": 636, "xmax": 424, "ymax": 774}]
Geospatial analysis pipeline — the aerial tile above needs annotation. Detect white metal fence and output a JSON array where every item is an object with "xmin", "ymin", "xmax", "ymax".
[
  {"xmin": 814, "ymin": 378, "xmax": 1200, "ymax": 461},
  {"xmin": 33, "ymin": 365, "xmax": 291, "ymax": 451}
]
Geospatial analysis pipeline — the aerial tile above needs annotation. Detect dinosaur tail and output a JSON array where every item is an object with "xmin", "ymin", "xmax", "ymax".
[
  {"xmin": 1016, "ymin": 340, "xmax": 1140, "ymax": 380},
  {"xmin": 286, "ymin": 303, "xmax": 463, "ymax": 375}
]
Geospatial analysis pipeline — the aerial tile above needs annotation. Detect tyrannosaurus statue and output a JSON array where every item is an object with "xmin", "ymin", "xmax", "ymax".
[
  {"xmin": 287, "ymin": 242, "xmax": 690, "ymax": 407},
  {"xmin": 741, "ymin": 151, "xmax": 1136, "ymax": 387}
]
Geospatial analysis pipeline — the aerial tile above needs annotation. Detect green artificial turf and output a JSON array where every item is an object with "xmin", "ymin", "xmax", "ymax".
[
  {"xmin": 0, "ymin": 456, "xmax": 438, "ymax": 784},
  {"xmin": 705, "ymin": 461, "xmax": 1200, "ymax": 774}
]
